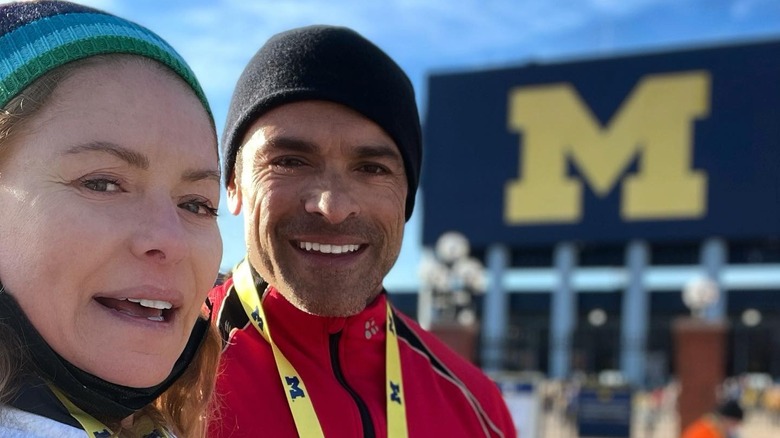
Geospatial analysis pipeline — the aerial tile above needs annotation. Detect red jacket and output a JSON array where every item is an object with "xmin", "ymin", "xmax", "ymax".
[{"xmin": 207, "ymin": 278, "xmax": 516, "ymax": 438}]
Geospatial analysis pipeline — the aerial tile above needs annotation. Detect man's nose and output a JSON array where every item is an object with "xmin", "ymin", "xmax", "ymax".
[{"xmin": 303, "ymin": 173, "xmax": 360, "ymax": 224}]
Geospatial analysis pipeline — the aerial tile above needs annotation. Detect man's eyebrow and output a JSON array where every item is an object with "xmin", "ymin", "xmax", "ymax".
[
  {"xmin": 352, "ymin": 144, "xmax": 402, "ymax": 161},
  {"xmin": 262, "ymin": 137, "xmax": 318, "ymax": 154},
  {"xmin": 263, "ymin": 137, "xmax": 401, "ymax": 160},
  {"xmin": 63, "ymin": 142, "xmax": 149, "ymax": 169}
]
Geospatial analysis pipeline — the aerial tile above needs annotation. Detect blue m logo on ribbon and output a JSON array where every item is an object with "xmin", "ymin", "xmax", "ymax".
[
  {"xmin": 390, "ymin": 381, "xmax": 402, "ymax": 405},
  {"xmin": 286, "ymin": 375, "xmax": 305, "ymax": 400},
  {"xmin": 251, "ymin": 306, "xmax": 263, "ymax": 331},
  {"xmin": 94, "ymin": 431, "xmax": 111, "ymax": 438}
]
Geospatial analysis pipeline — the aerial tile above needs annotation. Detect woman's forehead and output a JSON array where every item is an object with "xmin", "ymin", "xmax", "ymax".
[{"xmin": 13, "ymin": 61, "xmax": 216, "ymax": 165}]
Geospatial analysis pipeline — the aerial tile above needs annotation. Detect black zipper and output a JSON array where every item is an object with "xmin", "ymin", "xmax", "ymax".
[{"xmin": 329, "ymin": 331, "xmax": 376, "ymax": 438}]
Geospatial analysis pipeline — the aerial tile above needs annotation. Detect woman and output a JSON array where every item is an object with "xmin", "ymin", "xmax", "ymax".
[{"xmin": 0, "ymin": 1, "xmax": 222, "ymax": 437}]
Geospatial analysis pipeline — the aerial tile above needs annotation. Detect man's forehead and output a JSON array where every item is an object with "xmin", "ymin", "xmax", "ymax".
[{"xmin": 240, "ymin": 101, "xmax": 400, "ymax": 155}]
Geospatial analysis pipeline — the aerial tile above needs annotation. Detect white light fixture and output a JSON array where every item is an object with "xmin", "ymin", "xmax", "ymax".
[
  {"xmin": 588, "ymin": 308, "xmax": 607, "ymax": 327},
  {"xmin": 682, "ymin": 276, "xmax": 719, "ymax": 318},
  {"xmin": 419, "ymin": 231, "xmax": 485, "ymax": 327},
  {"xmin": 435, "ymin": 231, "xmax": 470, "ymax": 264},
  {"xmin": 742, "ymin": 308, "xmax": 762, "ymax": 327}
]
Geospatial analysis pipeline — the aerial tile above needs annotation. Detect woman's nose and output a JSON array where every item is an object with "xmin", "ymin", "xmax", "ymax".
[{"xmin": 130, "ymin": 196, "xmax": 188, "ymax": 264}]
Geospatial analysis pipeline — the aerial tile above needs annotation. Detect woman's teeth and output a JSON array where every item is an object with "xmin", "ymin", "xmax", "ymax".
[
  {"xmin": 127, "ymin": 298, "xmax": 173, "ymax": 309},
  {"xmin": 298, "ymin": 242, "xmax": 360, "ymax": 254}
]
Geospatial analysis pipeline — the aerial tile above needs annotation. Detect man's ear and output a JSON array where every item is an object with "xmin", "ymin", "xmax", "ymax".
[{"xmin": 226, "ymin": 175, "xmax": 243, "ymax": 215}]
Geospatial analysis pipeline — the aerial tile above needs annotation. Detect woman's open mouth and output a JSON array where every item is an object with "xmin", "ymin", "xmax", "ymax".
[{"xmin": 94, "ymin": 297, "xmax": 175, "ymax": 322}]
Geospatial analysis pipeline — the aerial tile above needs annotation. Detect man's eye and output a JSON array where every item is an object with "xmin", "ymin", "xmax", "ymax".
[
  {"xmin": 360, "ymin": 164, "xmax": 388, "ymax": 174},
  {"xmin": 274, "ymin": 157, "xmax": 306, "ymax": 168},
  {"xmin": 82, "ymin": 178, "xmax": 121, "ymax": 192}
]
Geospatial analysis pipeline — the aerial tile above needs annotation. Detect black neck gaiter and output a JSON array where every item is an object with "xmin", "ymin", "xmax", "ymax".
[{"xmin": 0, "ymin": 285, "xmax": 208, "ymax": 422}]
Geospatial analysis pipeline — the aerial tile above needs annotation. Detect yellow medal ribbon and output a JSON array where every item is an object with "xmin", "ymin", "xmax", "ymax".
[
  {"xmin": 233, "ymin": 260, "xmax": 408, "ymax": 438},
  {"xmin": 48, "ymin": 384, "xmax": 172, "ymax": 438},
  {"xmin": 385, "ymin": 292, "xmax": 408, "ymax": 437}
]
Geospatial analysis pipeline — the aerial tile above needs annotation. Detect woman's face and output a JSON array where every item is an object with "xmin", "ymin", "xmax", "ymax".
[{"xmin": 0, "ymin": 59, "xmax": 222, "ymax": 387}]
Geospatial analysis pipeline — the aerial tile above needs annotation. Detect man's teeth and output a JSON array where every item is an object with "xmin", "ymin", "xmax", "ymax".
[
  {"xmin": 127, "ymin": 298, "xmax": 173, "ymax": 310},
  {"xmin": 298, "ymin": 242, "xmax": 360, "ymax": 254}
]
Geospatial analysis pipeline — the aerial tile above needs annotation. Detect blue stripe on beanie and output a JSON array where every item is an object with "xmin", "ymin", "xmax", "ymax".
[{"xmin": 0, "ymin": 1, "xmax": 210, "ymax": 115}]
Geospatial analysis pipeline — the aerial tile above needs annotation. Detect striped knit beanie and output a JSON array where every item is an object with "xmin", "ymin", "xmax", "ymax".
[
  {"xmin": 221, "ymin": 25, "xmax": 422, "ymax": 221},
  {"xmin": 0, "ymin": 0, "xmax": 210, "ymax": 114}
]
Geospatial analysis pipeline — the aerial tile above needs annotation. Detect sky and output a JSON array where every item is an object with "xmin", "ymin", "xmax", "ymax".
[{"xmin": 8, "ymin": 0, "xmax": 780, "ymax": 290}]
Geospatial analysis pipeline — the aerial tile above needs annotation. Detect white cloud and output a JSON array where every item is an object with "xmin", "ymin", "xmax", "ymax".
[
  {"xmin": 587, "ymin": 0, "xmax": 668, "ymax": 15},
  {"xmin": 78, "ymin": 0, "xmax": 717, "ymax": 134},
  {"xmin": 730, "ymin": 0, "xmax": 775, "ymax": 20},
  {"xmin": 127, "ymin": 0, "xmax": 668, "ymax": 100}
]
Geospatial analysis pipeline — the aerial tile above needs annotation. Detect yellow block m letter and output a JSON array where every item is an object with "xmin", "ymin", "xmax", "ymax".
[{"xmin": 505, "ymin": 71, "xmax": 709, "ymax": 224}]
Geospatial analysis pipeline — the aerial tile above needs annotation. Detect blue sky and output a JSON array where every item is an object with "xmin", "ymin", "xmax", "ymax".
[{"xmin": 15, "ymin": 0, "xmax": 780, "ymax": 289}]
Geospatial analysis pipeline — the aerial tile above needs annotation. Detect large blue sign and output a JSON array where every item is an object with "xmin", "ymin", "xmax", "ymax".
[{"xmin": 422, "ymin": 40, "xmax": 780, "ymax": 247}]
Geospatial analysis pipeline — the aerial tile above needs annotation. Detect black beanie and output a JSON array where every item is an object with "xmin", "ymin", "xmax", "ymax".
[{"xmin": 221, "ymin": 25, "xmax": 422, "ymax": 221}]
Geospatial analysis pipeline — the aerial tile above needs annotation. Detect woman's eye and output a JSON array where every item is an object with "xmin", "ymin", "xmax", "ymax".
[
  {"xmin": 179, "ymin": 200, "xmax": 218, "ymax": 217},
  {"xmin": 82, "ymin": 178, "xmax": 121, "ymax": 192}
]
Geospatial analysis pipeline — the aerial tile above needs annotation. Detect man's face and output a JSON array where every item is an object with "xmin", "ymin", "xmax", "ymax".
[{"xmin": 228, "ymin": 101, "xmax": 407, "ymax": 316}]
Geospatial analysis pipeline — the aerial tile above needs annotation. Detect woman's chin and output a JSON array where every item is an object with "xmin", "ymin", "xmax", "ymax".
[{"xmin": 87, "ymin": 356, "xmax": 176, "ymax": 389}]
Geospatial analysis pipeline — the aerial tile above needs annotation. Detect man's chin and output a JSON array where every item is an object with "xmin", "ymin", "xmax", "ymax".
[{"xmin": 284, "ymin": 288, "xmax": 376, "ymax": 317}]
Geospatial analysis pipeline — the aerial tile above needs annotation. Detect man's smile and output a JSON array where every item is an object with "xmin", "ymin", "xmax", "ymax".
[{"xmin": 297, "ymin": 241, "xmax": 361, "ymax": 254}]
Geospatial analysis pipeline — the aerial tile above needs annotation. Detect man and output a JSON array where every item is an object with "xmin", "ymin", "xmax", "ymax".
[
  {"xmin": 208, "ymin": 25, "xmax": 516, "ymax": 438},
  {"xmin": 681, "ymin": 399, "xmax": 744, "ymax": 438}
]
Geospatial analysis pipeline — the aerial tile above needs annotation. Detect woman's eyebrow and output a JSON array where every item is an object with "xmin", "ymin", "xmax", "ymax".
[
  {"xmin": 182, "ymin": 168, "xmax": 221, "ymax": 183},
  {"xmin": 63, "ymin": 141, "xmax": 149, "ymax": 169},
  {"xmin": 62, "ymin": 141, "xmax": 220, "ymax": 182}
]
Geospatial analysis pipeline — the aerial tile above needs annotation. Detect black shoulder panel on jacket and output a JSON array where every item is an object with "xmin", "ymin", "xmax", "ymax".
[{"xmin": 216, "ymin": 286, "xmax": 249, "ymax": 344}]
